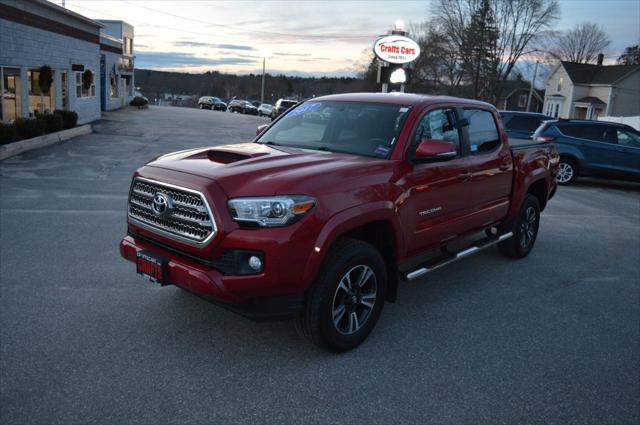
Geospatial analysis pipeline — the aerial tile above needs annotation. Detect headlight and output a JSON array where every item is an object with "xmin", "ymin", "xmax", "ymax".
[{"xmin": 227, "ymin": 196, "xmax": 315, "ymax": 227}]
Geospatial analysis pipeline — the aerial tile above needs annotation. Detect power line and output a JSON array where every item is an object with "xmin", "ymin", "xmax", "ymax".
[{"xmin": 121, "ymin": 1, "xmax": 376, "ymax": 41}]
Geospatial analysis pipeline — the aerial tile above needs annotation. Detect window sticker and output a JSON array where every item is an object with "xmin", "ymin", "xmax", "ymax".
[
  {"xmin": 470, "ymin": 144, "xmax": 478, "ymax": 152},
  {"xmin": 399, "ymin": 107, "xmax": 409, "ymax": 113},
  {"xmin": 287, "ymin": 102, "xmax": 321, "ymax": 117},
  {"xmin": 374, "ymin": 145, "xmax": 391, "ymax": 157}
]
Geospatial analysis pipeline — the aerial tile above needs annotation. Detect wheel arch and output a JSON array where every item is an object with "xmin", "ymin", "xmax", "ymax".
[
  {"xmin": 527, "ymin": 178, "xmax": 549, "ymax": 211},
  {"xmin": 302, "ymin": 203, "xmax": 403, "ymax": 303}
]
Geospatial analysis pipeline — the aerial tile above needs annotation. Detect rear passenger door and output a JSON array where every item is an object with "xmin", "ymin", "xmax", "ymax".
[{"xmin": 462, "ymin": 108, "xmax": 513, "ymax": 228}]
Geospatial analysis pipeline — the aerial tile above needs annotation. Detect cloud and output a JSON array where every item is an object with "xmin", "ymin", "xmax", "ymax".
[
  {"xmin": 173, "ymin": 41, "xmax": 256, "ymax": 51},
  {"xmin": 273, "ymin": 52, "xmax": 311, "ymax": 57},
  {"xmin": 136, "ymin": 52, "xmax": 258, "ymax": 68}
]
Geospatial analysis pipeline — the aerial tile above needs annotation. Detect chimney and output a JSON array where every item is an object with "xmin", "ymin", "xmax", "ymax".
[{"xmin": 597, "ymin": 53, "xmax": 604, "ymax": 66}]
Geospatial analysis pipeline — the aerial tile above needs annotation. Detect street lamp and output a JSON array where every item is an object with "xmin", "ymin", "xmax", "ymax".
[{"xmin": 260, "ymin": 57, "xmax": 265, "ymax": 105}]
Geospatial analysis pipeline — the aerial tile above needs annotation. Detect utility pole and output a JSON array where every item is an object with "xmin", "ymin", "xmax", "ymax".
[
  {"xmin": 260, "ymin": 57, "xmax": 265, "ymax": 105},
  {"xmin": 526, "ymin": 60, "xmax": 539, "ymax": 112}
]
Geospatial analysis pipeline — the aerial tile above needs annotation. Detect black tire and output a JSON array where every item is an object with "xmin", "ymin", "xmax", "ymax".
[
  {"xmin": 556, "ymin": 158, "xmax": 578, "ymax": 185},
  {"xmin": 297, "ymin": 238, "xmax": 387, "ymax": 352},
  {"xmin": 199, "ymin": 104, "xmax": 204, "ymax": 109},
  {"xmin": 499, "ymin": 194, "xmax": 540, "ymax": 259}
]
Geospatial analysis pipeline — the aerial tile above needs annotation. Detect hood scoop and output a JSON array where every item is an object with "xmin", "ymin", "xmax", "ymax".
[{"xmin": 206, "ymin": 149, "xmax": 252, "ymax": 164}]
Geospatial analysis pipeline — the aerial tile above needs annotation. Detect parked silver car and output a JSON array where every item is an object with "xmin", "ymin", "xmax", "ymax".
[{"xmin": 257, "ymin": 103, "xmax": 273, "ymax": 117}]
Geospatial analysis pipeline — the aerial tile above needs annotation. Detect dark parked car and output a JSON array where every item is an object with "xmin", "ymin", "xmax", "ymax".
[
  {"xmin": 228, "ymin": 99, "xmax": 258, "ymax": 115},
  {"xmin": 271, "ymin": 98, "xmax": 298, "ymax": 120},
  {"xmin": 533, "ymin": 119, "xmax": 640, "ymax": 184},
  {"xmin": 499, "ymin": 111, "xmax": 553, "ymax": 139},
  {"xmin": 198, "ymin": 96, "xmax": 227, "ymax": 111}
]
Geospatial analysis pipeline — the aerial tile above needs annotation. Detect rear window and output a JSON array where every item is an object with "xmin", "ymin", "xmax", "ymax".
[
  {"xmin": 464, "ymin": 109, "xmax": 501, "ymax": 154},
  {"xmin": 506, "ymin": 115, "xmax": 543, "ymax": 132},
  {"xmin": 281, "ymin": 100, "xmax": 297, "ymax": 108}
]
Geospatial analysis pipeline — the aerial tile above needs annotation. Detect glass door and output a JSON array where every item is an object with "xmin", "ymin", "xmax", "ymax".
[{"xmin": 60, "ymin": 71, "xmax": 68, "ymax": 110}]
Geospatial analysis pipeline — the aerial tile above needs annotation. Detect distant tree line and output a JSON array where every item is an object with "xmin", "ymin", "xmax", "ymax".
[{"xmin": 134, "ymin": 69, "xmax": 374, "ymax": 104}]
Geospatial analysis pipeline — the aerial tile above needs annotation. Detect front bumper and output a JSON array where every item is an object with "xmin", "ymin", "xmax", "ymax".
[{"xmin": 120, "ymin": 234, "xmax": 304, "ymax": 321}]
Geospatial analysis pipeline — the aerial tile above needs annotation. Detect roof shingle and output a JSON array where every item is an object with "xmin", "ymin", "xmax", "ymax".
[{"xmin": 561, "ymin": 61, "xmax": 640, "ymax": 84}]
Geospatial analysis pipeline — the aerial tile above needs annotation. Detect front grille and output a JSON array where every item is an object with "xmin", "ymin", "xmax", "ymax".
[{"xmin": 128, "ymin": 177, "xmax": 216, "ymax": 244}]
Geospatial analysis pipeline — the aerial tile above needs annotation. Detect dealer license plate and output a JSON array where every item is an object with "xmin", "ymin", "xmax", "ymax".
[{"xmin": 136, "ymin": 250, "xmax": 168, "ymax": 285}]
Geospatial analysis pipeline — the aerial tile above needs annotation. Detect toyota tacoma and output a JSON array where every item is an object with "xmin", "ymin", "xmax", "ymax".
[{"xmin": 120, "ymin": 93, "xmax": 559, "ymax": 352}]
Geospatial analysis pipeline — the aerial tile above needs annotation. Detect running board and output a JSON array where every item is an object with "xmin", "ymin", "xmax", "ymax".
[{"xmin": 403, "ymin": 232, "xmax": 513, "ymax": 281}]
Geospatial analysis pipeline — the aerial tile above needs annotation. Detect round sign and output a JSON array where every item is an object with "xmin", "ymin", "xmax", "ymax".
[{"xmin": 373, "ymin": 35, "xmax": 421, "ymax": 64}]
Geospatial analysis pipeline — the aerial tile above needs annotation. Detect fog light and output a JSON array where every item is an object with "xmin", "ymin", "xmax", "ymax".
[{"xmin": 248, "ymin": 256, "xmax": 262, "ymax": 271}]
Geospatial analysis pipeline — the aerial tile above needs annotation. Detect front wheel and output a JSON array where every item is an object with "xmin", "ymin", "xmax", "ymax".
[
  {"xmin": 297, "ymin": 238, "xmax": 386, "ymax": 352},
  {"xmin": 499, "ymin": 194, "xmax": 540, "ymax": 259}
]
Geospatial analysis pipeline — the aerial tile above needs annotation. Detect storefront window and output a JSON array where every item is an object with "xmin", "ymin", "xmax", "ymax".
[
  {"xmin": 2, "ymin": 67, "xmax": 22, "ymax": 122},
  {"xmin": 28, "ymin": 69, "xmax": 55, "ymax": 114},
  {"xmin": 109, "ymin": 73, "xmax": 118, "ymax": 98},
  {"xmin": 75, "ymin": 71, "xmax": 96, "ymax": 98}
]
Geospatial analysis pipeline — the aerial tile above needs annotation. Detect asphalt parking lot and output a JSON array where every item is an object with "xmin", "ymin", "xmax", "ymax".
[{"xmin": 1, "ymin": 105, "xmax": 638, "ymax": 424}]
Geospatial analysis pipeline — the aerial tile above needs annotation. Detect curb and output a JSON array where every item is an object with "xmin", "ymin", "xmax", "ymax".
[{"xmin": 0, "ymin": 124, "xmax": 93, "ymax": 161}]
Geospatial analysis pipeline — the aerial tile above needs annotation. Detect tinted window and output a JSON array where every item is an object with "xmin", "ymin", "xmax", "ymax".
[
  {"xmin": 464, "ymin": 109, "xmax": 500, "ymax": 154},
  {"xmin": 506, "ymin": 115, "xmax": 543, "ymax": 133},
  {"xmin": 557, "ymin": 124, "xmax": 581, "ymax": 137},
  {"xmin": 413, "ymin": 108, "xmax": 460, "ymax": 154},
  {"xmin": 558, "ymin": 124, "xmax": 617, "ymax": 143}
]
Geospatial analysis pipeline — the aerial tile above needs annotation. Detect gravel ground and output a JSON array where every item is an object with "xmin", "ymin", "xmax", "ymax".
[{"xmin": 1, "ymin": 105, "xmax": 638, "ymax": 424}]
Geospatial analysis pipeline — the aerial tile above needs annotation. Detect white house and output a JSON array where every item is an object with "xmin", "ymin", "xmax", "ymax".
[{"xmin": 543, "ymin": 58, "xmax": 640, "ymax": 120}]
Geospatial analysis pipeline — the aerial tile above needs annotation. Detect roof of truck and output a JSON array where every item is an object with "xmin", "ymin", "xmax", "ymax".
[{"xmin": 314, "ymin": 92, "xmax": 494, "ymax": 108}]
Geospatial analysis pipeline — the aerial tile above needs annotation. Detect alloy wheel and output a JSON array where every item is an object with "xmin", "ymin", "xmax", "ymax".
[
  {"xmin": 331, "ymin": 265, "xmax": 377, "ymax": 335},
  {"xmin": 556, "ymin": 162, "xmax": 574, "ymax": 183},
  {"xmin": 519, "ymin": 206, "xmax": 537, "ymax": 248}
]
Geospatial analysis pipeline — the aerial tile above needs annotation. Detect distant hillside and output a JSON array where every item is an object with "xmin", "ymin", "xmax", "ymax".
[{"xmin": 134, "ymin": 69, "xmax": 377, "ymax": 103}]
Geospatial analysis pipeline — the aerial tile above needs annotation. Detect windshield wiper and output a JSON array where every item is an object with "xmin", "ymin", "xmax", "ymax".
[{"xmin": 259, "ymin": 141, "xmax": 281, "ymax": 146}]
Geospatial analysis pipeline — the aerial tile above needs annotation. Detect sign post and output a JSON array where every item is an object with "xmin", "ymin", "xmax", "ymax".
[{"xmin": 373, "ymin": 24, "xmax": 420, "ymax": 93}]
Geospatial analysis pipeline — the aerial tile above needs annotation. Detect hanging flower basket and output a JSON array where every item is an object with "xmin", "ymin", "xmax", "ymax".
[
  {"xmin": 38, "ymin": 65, "xmax": 53, "ymax": 94},
  {"xmin": 82, "ymin": 70, "xmax": 93, "ymax": 90}
]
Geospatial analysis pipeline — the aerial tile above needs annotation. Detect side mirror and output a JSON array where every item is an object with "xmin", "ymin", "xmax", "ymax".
[
  {"xmin": 256, "ymin": 124, "xmax": 269, "ymax": 136},
  {"xmin": 415, "ymin": 139, "xmax": 457, "ymax": 159}
]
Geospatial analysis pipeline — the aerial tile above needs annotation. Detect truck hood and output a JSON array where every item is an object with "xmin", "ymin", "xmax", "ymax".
[{"xmin": 145, "ymin": 143, "xmax": 397, "ymax": 198}]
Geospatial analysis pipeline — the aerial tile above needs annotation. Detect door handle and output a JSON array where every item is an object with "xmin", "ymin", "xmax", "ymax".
[
  {"xmin": 457, "ymin": 172, "xmax": 472, "ymax": 181},
  {"xmin": 499, "ymin": 163, "xmax": 510, "ymax": 171}
]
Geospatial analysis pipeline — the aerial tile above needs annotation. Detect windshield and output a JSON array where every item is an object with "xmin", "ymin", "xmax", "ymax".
[{"xmin": 257, "ymin": 101, "xmax": 411, "ymax": 159}]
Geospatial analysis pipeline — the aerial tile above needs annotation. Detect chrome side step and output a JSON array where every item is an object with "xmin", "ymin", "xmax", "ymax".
[{"xmin": 403, "ymin": 232, "xmax": 513, "ymax": 281}]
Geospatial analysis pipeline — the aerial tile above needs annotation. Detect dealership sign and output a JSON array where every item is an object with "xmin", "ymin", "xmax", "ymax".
[{"xmin": 373, "ymin": 35, "xmax": 420, "ymax": 64}]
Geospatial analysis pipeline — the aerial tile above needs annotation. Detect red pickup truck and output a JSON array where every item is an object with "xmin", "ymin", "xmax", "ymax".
[{"xmin": 120, "ymin": 93, "xmax": 558, "ymax": 351}]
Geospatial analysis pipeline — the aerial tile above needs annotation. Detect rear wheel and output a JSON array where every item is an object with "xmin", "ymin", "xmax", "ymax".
[
  {"xmin": 499, "ymin": 194, "xmax": 540, "ymax": 259},
  {"xmin": 297, "ymin": 238, "xmax": 386, "ymax": 352},
  {"xmin": 556, "ymin": 158, "xmax": 577, "ymax": 185}
]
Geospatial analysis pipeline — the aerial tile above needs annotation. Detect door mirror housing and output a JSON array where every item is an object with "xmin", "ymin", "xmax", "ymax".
[
  {"xmin": 415, "ymin": 139, "xmax": 457, "ymax": 159},
  {"xmin": 256, "ymin": 124, "xmax": 269, "ymax": 136}
]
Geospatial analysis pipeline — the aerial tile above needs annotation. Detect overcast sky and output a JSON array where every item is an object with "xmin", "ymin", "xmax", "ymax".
[{"xmin": 58, "ymin": 0, "xmax": 640, "ymax": 77}]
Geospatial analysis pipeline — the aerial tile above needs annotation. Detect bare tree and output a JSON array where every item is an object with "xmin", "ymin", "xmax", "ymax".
[
  {"xmin": 548, "ymin": 22, "xmax": 611, "ymax": 63},
  {"xmin": 617, "ymin": 44, "xmax": 640, "ymax": 65},
  {"xmin": 431, "ymin": 0, "xmax": 559, "ymax": 102}
]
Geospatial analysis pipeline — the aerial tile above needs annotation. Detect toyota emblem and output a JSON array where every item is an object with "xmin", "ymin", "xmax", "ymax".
[{"xmin": 152, "ymin": 193, "xmax": 172, "ymax": 217}]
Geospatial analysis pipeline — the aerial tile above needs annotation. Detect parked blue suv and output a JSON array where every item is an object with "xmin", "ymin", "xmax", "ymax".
[{"xmin": 533, "ymin": 120, "xmax": 640, "ymax": 184}]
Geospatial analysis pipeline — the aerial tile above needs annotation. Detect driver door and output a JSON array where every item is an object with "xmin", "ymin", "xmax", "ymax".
[{"xmin": 397, "ymin": 107, "xmax": 474, "ymax": 256}]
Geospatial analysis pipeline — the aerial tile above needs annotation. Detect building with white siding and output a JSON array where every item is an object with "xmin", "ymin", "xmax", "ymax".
[{"xmin": 0, "ymin": 0, "xmax": 134, "ymax": 124}]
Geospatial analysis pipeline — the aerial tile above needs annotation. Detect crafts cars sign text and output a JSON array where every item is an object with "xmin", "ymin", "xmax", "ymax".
[{"xmin": 373, "ymin": 35, "xmax": 421, "ymax": 64}]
